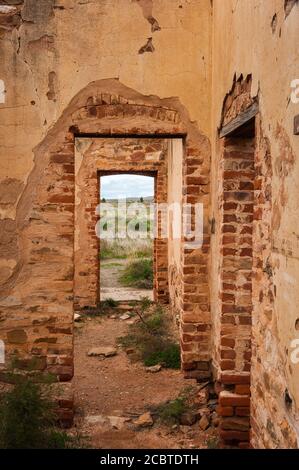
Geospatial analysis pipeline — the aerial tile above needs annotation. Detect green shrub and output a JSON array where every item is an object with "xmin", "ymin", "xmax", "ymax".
[
  {"xmin": 102, "ymin": 298, "xmax": 118, "ymax": 309},
  {"xmin": 143, "ymin": 342, "xmax": 180, "ymax": 369},
  {"xmin": 0, "ymin": 379, "xmax": 77, "ymax": 449},
  {"xmin": 139, "ymin": 296, "xmax": 153, "ymax": 311},
  {"xmin": 120, "ymin": 258, "xmax": 153, "ymax": 289},
  {"xmin": 119, "ymin": 302, "xmax": 180, "ymax": 369},
  {"xmin": 141, "ymin": 312, "xmax": 164, "ymax": 332},
  {"xmin": 155, "ymin": 397, "xmax": 187, "ymax": 425},
  {"xmin": 154, "ymin": 387, "xmax": 196, "ymax": 425}
]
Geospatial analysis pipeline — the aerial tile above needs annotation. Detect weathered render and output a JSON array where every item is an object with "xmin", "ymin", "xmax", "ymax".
[{"xmin": 0, "ymin": 0, "xmax": 298, "ymax": 449}]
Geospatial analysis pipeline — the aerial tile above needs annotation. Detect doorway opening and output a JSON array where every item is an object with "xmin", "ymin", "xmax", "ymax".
[{"xmin": 99, "ymin": 173, "xmax": 155, "ymax": 303}]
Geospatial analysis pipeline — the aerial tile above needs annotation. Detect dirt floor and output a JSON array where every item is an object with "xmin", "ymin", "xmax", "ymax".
[
  {"xmin": 100, "ymin": 258, "xmax": 154, "ymax": 301},
  {"xmin": 72, "ymin": 308, "xmax": 219, "ymax": 449}
]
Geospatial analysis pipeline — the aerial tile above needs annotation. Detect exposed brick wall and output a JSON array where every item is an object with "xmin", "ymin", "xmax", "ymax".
[
  {"xmin": 215, "ymin": 76, "xmax": 256, "ymax": 447},
  {"xmin": 215, "ymin": 75, "xmax": 299, "ymax": 448},
  {"xmin": 181, "ymin": 144, "xmax": 211, "ymax": 380},
  {"xmin": 217, "ymin": 135, "xmax": 254, "ymax": 447}
]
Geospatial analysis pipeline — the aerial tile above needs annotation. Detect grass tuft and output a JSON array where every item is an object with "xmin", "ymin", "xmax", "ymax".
[
  {"xmin": 119, "ymin": 303, "xmax": 181, "ymax": 369},
  {"xmin": 102, "ymin": 298, "xmax": 118, "ymax": 309},
  {"xmin": 120, "ymin": 258, "xmax": 153, "ymax": 289},
  {"xmin": 100, "ymin": 239, "xmax": 152, "ymax": 260},
  {"xmin": 156, "ymin": 397, "xmax": 186, "ymax": 424},
  {"xmin": 153, "ymin": 387, "xmax": 197, "ymax": 425},
  {"xmin": 143, "ymin": 342, "xmax": 180, "ymax": 369}
]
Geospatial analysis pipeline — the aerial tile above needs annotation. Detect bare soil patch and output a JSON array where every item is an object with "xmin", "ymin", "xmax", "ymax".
[{"xmin": 72, "ymin": 310, "xmax": 218, "ymax": 449}]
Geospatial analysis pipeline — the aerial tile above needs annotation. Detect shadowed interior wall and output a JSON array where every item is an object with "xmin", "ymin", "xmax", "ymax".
[{"xmin": 211, "ymin": 0, "xmax": 299, "ymax": 449}]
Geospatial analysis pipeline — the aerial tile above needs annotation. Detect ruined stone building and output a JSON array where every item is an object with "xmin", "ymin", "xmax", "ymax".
[{"xmin": 0, "ymin": 0, "xmax": 299, "ymax": 449}]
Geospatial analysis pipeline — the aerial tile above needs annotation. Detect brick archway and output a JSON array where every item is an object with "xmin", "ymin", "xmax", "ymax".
[
  {"xmin": 74, "ymin": 137, "xmax": 169, "ymax": 309},
  {"xmin": 217, "ymin": 75, "xmax": 259, "ymax": 447},
  {"xmin": 1, "ymin": 79, "xmax": 211, "ymax": 383}
]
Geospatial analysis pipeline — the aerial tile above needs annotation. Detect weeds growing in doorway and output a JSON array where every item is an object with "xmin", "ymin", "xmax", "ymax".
[{"xmin": 118, "ymin": 300, "xmax": 180, "ymax": 369}]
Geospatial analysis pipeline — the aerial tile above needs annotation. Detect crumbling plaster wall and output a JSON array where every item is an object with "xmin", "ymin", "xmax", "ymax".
[
  {"xmin": 210, "ymin": 0, "xmax": 299, "ymax": 448},
  {"xmin": 0, "ymin": 1, "xmax": 212, "ymax": 392}
]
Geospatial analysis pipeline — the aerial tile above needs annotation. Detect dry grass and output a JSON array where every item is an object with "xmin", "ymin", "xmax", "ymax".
[{"xmin": 100, "ymin": 238, "xmax": 152, "ymax": 260}]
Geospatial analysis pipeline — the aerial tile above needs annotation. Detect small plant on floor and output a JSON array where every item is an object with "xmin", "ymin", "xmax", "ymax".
[
  {"xmin": 140, "ymin": 296, "xmax": 153, "ymax": 312},
  {"xmin": 138, "ymin": 302, "xmax": 164, "ymax": 333},
  {"xmin": 142, "ymin": 341, "xmax": 180, "ymax": 369},
  {"xmin": 120, "ymin": 258, "xmax": 153, "ymax": 289},
  {"xmin": 205, "ymin": 436, "xmax": 220, "ymax": 449},
  {"xmin": 83, "ymin": 298, "xmax": 118, "ymax": 317},
  {"xmin": 154, "ymin": 387, "xmax": 197, "ymax": 425},
  {"xmin": 156, "ymin": 397, "xmax": 186, "ymax": 424},
  {"xmin": 0, "ymin": 377, "xmax": 78, "ymax": 449}
]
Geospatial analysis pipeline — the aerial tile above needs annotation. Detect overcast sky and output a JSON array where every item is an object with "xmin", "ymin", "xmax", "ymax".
[{"xmin": 101, "ymin": 174, "xmax": 154, "ymax": 199}]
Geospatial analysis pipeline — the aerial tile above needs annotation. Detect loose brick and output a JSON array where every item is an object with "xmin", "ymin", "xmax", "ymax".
[
  {"xmin": 219, "ymin": 391, "xmax": 250, "ymax": 407},
  {"xmin": 235, "ymin": 384, "xmax": 251, "ymax": 395}
]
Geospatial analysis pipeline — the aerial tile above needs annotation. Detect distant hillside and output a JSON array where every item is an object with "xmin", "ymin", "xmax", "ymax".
[{"xmin": 101, "ymin": 196, "xmax": 154, "ymax": 203}]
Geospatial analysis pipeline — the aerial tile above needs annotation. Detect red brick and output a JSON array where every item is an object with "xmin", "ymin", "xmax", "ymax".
[
  {"xmin": 50, "ymin": 153, "xmax": 73, "ymax": 164},
  {"xmin": 219, "ymin": 391, "xmax": 250, "ymax": 407},
  {"xmin": 216, "ymin": 406, "xmax": 234, "ymax": 417},
  {"xmin": 221, "ymin": 417, "xmax": 250, "ymax": 431},
  {"xmin": 221, "ymin": 337, "xmax": 235, "ymax": 348},
  {"xmin": 220, "ymin": 430, "xmax": 250, "ymax": 442},
  {"xmin": 221, "ymin": 372, "xmax": 250, "ymax": 385},
  {"xmin": 236, "ymin": 407, "xmax": 250, "ymax": 417},
  {"xmin": 221, "ymin": 350, "xmax": 236, "ymax": 360},
  {"xmin": 220, "ymin": 360, "xmax": 235, "ymax": 369},
  {"xmin": 48, "ymin": 194, "xmax": 74, "ymax": 204},
  {"xmin": 235, "ymin": 384, "xmax": 251, "ymax": 395}
]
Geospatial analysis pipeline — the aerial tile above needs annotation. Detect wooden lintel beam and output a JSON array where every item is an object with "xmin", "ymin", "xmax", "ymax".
[{"xmin": 219, "ymin": 101, "xmax": 259, "ymax": 138}]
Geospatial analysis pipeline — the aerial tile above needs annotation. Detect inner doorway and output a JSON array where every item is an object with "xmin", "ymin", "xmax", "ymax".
[
  {"xmin": 74, "ymin": 137, "xmax": 170, "ymax": 311},
  {"xmin": 99, "ymin": 173, "xmax": 155, "ymax": 302}
]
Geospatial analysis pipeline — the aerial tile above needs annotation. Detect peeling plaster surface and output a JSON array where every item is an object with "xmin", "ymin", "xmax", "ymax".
[
  {"xmin": 210, "ymin": 0, "xmax": 299, "ymax": 449},
  {"xmin": 0, "ymin": 0, "xmax": 211, "ymax": 189}
]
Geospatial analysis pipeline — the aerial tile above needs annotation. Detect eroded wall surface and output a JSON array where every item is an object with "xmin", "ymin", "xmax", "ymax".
[
  {"xmin": 210, "ymin": 0, "xmax": 299, "ymax": 448},
  {"xmin": 0, "ymin": 0, "xmax": 212, "ymax": 295}
]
